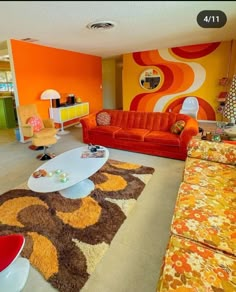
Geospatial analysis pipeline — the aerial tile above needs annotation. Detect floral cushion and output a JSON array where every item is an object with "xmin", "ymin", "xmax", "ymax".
[
  {"xmin": 96, "ymin": 112, "xmax": 111, "ymax": 126},
  {"xmin": 171, "ymin": 182, "xmax": 236, "ymax": 256},
  {"xmin": 170, "ymin": 120, "xmax": 185, "ymax": 134},
  {"xmin": 188, "ymin": 138, "xmax": 236, "ymax": 165},
  {"xmin": 184, "ymin": 157, "xmax": 236, "ymax": 193},
  {"xmin": 27, "ymin": 116, "xmax": 44, "ymax": 132},
  {"xmin": 157, "ymin": 235, "xmax": 236, "ymax": 292}
]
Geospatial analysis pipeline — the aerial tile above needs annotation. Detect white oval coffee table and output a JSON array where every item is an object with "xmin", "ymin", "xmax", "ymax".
[{"xmin": 28, "ymin": 146, "xmax": 109, "ymax": 199}]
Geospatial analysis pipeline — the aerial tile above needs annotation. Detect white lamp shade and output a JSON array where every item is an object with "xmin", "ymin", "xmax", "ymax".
[{"xmin": 41, "ymin": 89, "xmax": 61, "ymax": 100}]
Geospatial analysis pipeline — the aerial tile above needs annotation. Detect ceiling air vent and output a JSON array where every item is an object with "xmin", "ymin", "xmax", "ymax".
[
  {"xmin": 86, "ymin": 21, "xmax": 116, "ymax": 30},
  {"xmin": 21, "ymin": 38, "xmax": 38, "ymax": 43}
]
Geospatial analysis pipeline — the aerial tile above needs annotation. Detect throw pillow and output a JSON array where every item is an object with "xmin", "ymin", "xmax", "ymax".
[
  {"xmin": 171, "ymin": 120, "xmax": 186, "ymax": 134},
  {"xmin": 96, "ymin": 112, "xmax": 111, "ymax": 126},
  {"xmin": 27, "ymin": 116, "xmax": 44, "ymax": 132}
]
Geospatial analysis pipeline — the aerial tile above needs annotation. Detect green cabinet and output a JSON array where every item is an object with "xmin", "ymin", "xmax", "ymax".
[{"xmin": 0, "ymin": 97, "xmax": 16, "ymax": 128}]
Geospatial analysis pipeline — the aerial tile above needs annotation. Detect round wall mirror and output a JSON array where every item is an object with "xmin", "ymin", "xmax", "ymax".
[{"xmin": 139, "ymin": 68, "xmax": 161, "ymax": 90}]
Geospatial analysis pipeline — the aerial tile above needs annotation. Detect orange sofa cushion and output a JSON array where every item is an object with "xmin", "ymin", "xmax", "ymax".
[
  {"xmin": 115, "ymin": 128, "xmax": 150, "ymax": 141},
  {"xmin": 144, "ymin": 131, "xmax": 180, "ymax": 146},
  {"xmin": 89, "ymin": 126, "xmax": 121, "ymax": 137}
]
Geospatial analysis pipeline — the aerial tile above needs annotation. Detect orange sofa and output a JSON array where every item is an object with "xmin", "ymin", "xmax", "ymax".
[{"xmin": 80, "ymin": 109, "xmax": 199, "ymax": 160}]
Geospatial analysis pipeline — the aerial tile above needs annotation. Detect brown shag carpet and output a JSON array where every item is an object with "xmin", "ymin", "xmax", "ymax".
[{"xmin": 0, "ymin": 159, "xmax": 155, "ymax": 292}]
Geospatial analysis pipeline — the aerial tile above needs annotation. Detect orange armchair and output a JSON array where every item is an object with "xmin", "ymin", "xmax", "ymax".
[{"xmin": 17, "ymin": 104, "xmax": 58, "ymax": 160}]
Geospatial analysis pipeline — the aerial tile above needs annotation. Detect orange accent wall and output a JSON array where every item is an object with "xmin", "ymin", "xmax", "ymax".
[{"xmin": 10, "ymin": 39, "xmax": 102, "ymax": 122}]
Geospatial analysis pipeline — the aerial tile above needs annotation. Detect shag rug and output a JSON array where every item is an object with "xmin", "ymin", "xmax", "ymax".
[{"xmin": 0, "ymin": 159, "xmax": 155, "ymax": 292}]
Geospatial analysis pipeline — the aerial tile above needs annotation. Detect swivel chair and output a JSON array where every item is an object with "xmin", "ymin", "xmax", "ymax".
[
  {"xmin": 17, "ymin": 104, "xmax": 58, "ymax": 160},
  {"xmin": 0, "ymin": 234, "xmax": 30, "ymax": 292},
  {"xmin": 179, "ymin": 96, "xmax": 199, "ymax": 119}
]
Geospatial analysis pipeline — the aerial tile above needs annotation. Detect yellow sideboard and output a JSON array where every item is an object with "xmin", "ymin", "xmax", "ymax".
[{"xmin": 49, "ymin": 102, "xmax": 89, "ymax": 131}]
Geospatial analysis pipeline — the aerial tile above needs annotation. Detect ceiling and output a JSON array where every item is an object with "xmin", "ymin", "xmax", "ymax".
[{"xmin": 0, "ymin": 1, "xmax": 236, "ymax": 59}]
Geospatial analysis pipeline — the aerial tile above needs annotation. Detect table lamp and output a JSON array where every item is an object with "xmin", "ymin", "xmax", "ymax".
[
  {"xmin": 40, "ymin": 89, "xmax": 63, "ymax": 138},
  {"xmin": 40, "ymin": 89, "xmax": 61, "ymax": 110}
]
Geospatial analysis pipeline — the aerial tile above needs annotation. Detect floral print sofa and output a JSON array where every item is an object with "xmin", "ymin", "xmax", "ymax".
[{"xmin": 157, "ymin": 138, "xmax": 236, "ymax": 291}]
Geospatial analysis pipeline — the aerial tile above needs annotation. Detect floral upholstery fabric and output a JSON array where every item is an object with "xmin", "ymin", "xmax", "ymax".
[
  {"xmin": 187, "ymin": 138, "xmax": 236, "ymax": 165},
  {"xmin": 171, "ymin": 182, "xmax": 236, "ymax": 256},
  {"xmin": 184, "ymin": 157, "xmax": 236, "ymax": 193},
  {"xmin": 157, "ymin": 140, "xmax": 236, "ymax": 291},
  {"xmin": 157, "ymin": 235, "xmax": 236, "ymax": 292}
]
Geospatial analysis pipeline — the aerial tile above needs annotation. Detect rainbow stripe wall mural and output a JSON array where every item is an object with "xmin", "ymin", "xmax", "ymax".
[{"xmin": 123, "ymin": 41, "xmax": 236, "ymax": 121}]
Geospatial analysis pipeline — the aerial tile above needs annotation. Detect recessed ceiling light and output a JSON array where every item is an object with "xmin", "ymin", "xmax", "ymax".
[
  {"xmin": 86, "ymin": 20, "xmax": 116, "ymax": 30},
  {"xmin": 21, "ymin": 38, "xmax": 38, "ymax": 43}
]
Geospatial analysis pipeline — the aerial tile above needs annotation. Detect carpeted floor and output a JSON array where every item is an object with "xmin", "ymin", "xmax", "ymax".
[{"xmin": 0, "ymin": 159, "xmax": 154, "ymax": 292}]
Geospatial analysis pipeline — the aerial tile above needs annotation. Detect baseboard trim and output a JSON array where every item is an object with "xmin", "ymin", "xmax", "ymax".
[{"xmin": 198, "ymin": 120, "xmax": 217, "ymax": 124}]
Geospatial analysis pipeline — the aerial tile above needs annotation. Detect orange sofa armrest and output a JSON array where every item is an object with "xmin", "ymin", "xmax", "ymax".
[
  {"xmin": 80, "ymin": 112, "xmax": 98, "ymax": 143},
  {"xmin": 179, "ymin": 118, "xmax": 199, "ymax": 147},
  {"xmin": 80, "ymin": 112, "xmax": 97, "ymax": 128}
]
